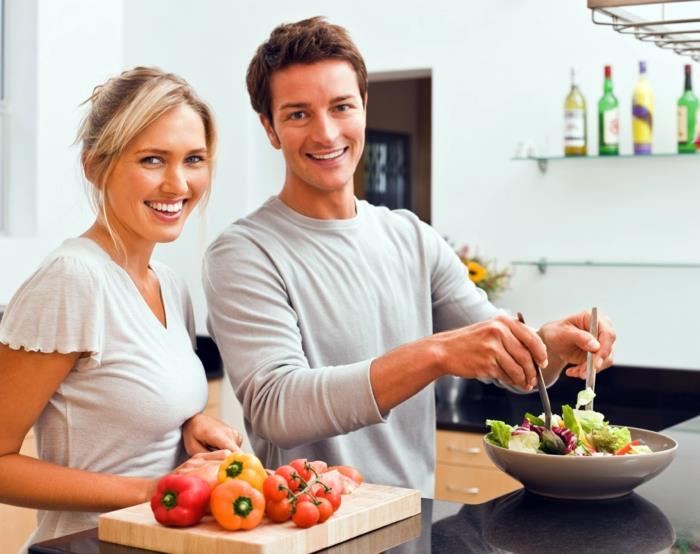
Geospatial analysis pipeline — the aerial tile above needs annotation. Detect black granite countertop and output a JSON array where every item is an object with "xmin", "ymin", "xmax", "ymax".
[
  {"xmin": 436, "ymin": 365, "xmax": 700, "ymax": 434},
  {"xmin": 28, "ymin": 415, "xmax": 700, "ymax": 553}
]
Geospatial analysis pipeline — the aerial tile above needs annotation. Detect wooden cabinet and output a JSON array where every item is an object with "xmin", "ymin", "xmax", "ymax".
[
  {"xmin": 0, "ymin": 379, "xmax": 223, "ymax": 553},
  {"xmin": 1, "ymin": 429, "xmax": 38, "ymax": 554},
  {"xmin": 435, "ymin": 429, "xmax": 521, "ymax": 504}
]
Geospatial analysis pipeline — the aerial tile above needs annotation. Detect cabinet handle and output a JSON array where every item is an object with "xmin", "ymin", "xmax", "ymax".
[
  {"xmin": 447, "ymin": 445, "xmax": 481, "ymax": 455},
  {"xmin": 447, "ymin": 485, "xmax": 480, "ymax": 495}
]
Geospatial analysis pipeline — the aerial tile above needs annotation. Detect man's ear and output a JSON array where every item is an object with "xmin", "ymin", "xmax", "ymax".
[{"xmin": 259, "ymin": 114, "xmax": 281, "ymax": 150}]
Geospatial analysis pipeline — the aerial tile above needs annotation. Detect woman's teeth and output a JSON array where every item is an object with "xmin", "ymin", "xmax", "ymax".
[
  {"xmin": 145, "ymin": 200, "xmax": 183, "ymax": 213},
  {"xmin": 309, "ymin": 148, "xmax": 344, "ymax": 160}
]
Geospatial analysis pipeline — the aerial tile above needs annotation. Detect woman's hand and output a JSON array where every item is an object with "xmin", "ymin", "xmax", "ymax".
[{"xmin": 182, "ymin": 413, "xmax": 242, "ymax": 455}]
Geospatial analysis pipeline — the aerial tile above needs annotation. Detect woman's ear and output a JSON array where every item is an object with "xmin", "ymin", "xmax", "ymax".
[
  {"xmin": 259, "ymin": 114, "xmax": 281, "ymax": 150},
  {"xmin": 82, "ymin": 152, "xmax": 98, "ymax": 186}
]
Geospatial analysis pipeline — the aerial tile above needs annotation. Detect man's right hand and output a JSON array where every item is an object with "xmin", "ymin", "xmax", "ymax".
[{"xmin": 430, "ymin": 314, "xmax": 547, "ymax": 391}]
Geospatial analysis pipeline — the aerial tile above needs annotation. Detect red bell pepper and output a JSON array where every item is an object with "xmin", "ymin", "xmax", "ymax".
[
  {"xmin": 150, "ymin": 474, "xmax": 211, "ymax": 527},
  {"xmin": 614, "ymin": 440, "xmax": 640, "ymax": 456}
]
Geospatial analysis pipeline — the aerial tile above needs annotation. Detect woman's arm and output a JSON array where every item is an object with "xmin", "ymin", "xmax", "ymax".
[{"xmin": 0, "ymin": 345, "xmax": 158, "ymax": 511}]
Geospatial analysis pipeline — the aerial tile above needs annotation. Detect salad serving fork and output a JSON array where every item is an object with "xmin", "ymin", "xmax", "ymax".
[{"xmin": 584, "ymin": 307, "xmax": 599, "ymax": 411}]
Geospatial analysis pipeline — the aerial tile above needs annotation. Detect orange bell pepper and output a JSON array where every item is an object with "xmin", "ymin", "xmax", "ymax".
[
  {"xmin": 210, "ymin": 479, "xmax": 265, "ymax": 531},
  {"xmin": 218, "ymin": 452, "xmax": 267, "ymax": 492}
]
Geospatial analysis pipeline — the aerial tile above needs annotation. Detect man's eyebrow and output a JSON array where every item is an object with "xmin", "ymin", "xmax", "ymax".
[{"xmin": 278, "ymin": 95, "xmax": 359, "ymax": 111}]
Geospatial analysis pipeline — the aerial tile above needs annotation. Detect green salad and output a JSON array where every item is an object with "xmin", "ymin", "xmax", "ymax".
[{"xmin": 485, "ymin": 389, "xmax": 653, "ymax": 456}]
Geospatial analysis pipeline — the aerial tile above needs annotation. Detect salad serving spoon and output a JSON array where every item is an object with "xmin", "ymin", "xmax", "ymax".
[{"xmin": 516, "ymin": 312, "xmax": 567, "ymax": 455}]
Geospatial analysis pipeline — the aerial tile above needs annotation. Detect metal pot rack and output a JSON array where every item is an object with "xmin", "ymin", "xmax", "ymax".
[{"xmin": 589, "ymin": 0, "xmax": 700, "ymax": 61}]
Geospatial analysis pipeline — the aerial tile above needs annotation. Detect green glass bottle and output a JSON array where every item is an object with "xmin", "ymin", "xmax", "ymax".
[
  {"xmin": 598, "ymin": 65, "xmax": 619, "ymax": 156},
  {"xmin": 677, "ymin": 64, "xmax": 698, "ymax": 153},
  {"xmin": 564, "ymin": 68, "xmax": 587, "ymax": 156}
]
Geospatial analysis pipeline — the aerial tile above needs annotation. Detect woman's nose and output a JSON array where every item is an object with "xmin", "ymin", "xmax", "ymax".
[{"xmin": 162, "ymin": 165, "xmax": 189, "ymax": 195}]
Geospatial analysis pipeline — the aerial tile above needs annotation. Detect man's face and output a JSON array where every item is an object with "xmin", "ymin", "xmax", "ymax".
[{"xmin": 263, "ymin": 59, "xmax": 366, "ymax": 198}]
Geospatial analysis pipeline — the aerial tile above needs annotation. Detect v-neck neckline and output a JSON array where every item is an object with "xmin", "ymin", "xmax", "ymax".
[{"xmin": 74, "ymin": 237, "xmax": 170, "ymax": 331}]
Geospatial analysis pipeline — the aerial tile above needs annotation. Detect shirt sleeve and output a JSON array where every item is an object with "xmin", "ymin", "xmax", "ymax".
[
  {"xmin": 418, "ymin": 221, "xmax": 503, "ymax": 331},
  {"xmin": 0, "ymin": 255, "xmax": 104, "ymax": 370},
  {"xmin": 203, "ymin": 231, "xmax": 385, "ymax": 450}
]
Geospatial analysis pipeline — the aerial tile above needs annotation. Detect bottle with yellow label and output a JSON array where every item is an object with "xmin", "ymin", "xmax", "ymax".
[
  {"xmin": 564, "ymin": 68, "xmax": 587, "ymax": 156},
  {"xmin": 632, "ymin": 61, "xmax": 653, "ymax": 155}
]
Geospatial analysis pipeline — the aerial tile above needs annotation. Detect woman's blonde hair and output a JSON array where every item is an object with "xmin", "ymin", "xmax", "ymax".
[{"xmin": 76, "ymin": 66, "xmax": 217, "ymax": 252}]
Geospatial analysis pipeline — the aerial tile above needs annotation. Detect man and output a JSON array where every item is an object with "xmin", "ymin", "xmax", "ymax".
[{"xmin": 203, "ymin": 17, "xmax": 615, "ymax": 496}]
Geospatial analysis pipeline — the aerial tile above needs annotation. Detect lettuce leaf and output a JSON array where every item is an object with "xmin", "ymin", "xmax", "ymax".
[
  {"xmin": 576, "ymin": 387, "xmax": 596, "ymax": 409},
  {"xmin": 562, "ymin": 404, "xmax": 582, "ymax": 439},
  {"xmin": 508, "ymin": 431, "xmax": 540, "ymax": 453},
  {"xmin": 590, "ymin": 425, "xmax": 632, "ymax": 453},
  {"xmin": 486, "ymin": 419, "xmax": 513, "ymax": 448},
  {"xmin": 524, "ymin": 412, "xmax": 545, "ymax": 426},
  {"xmin": 573, "ymin": 408, "xmax": 606, "ymax": 434}
]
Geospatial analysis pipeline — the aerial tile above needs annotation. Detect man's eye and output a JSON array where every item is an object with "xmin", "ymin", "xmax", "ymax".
[
  {"xmin": 140, "ymin": 156, "xmax": 162, "ymax": 165},
  {"xmin": 289, "ymin": 111, "xmax": 306, "ymax": 121},
  {"xmin": 335, "ymin": 104, "xmax": 351, "ymax": 112}
]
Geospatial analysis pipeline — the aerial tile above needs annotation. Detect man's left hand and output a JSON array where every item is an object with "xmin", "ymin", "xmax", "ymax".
[{"xmin": 538, "ymin": 309, "xmax": 616, "ymax": 380}]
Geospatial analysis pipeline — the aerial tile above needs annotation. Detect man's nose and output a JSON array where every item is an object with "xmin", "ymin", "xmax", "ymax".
[{"xmin": 311, "ymin": 113, "xmax": 339, "ymax": 145}]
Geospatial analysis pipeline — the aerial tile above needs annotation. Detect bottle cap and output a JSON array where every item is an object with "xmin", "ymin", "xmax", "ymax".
[
  {"xmin": 604, "ymin": 65, "xmax": 612, "ymax": 78},
  {"xmin": 639, "ymin": 61, "xmax": 647, "ymax": 74}
]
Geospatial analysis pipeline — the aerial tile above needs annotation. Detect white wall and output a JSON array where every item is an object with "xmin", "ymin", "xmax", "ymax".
[{"xmin": 2, "ymin": 0, "xmax": 699, "ymax": 371}]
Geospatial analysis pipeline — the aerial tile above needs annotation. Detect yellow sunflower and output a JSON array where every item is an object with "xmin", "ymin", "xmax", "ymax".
[{"xmin": 466, "ymin": 260, "xmax": 487, "ymax": 284}]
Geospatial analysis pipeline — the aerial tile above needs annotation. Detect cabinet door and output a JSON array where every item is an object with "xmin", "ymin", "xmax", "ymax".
[
  {"xmin": 435, "ymin": 462, "xmax": 521, "ymax": 504},
  {"xmin": 436, "ymin": 429, "xmax": 493, "ymax": 468},
  {"xmin": 0, "ymin": 430, "xmax": 37, "ymax": 553}
]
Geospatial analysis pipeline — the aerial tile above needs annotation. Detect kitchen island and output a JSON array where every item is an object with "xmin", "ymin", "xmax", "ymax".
[{"xmin": 28, "ymin": 411, "xmax": 700, "ymax": 553}]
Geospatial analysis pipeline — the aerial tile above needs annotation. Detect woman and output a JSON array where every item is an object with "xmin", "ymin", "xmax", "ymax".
[{"xmin": 0, "ymin": 67, "xmax": 241, "ymax": 550}]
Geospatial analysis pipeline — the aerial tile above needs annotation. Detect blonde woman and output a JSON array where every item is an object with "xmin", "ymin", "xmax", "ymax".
[{"xmin": 0, "ymin": 67, "xmax": 241, "ymax": 550}]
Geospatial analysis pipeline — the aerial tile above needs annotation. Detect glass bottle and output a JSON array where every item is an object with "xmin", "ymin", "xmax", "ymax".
[
  {"xmin": 564, "ymin": 68, "xmax": 587, "ymax": 156},
  {"xmin": 632, "ymin": 61, "xmax": 654, "ymax": 155},
  {"xmin": 598, "ymin": 65, "xmax": 619, "ymax": 156},
  {"xmin": 677, "ymin": 64, "xmax": 698, "ymax": 154}
]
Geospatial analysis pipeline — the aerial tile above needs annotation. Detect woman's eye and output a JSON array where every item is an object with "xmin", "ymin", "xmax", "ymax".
[
  {"xmin": 186, "ymin": 155, "xmax": 205, "ymax": 164},
  {"xmin": 140, "ymin": 156, "xmax": 162, "ymax": 165}
]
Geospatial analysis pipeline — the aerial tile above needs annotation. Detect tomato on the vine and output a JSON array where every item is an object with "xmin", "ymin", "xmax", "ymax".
[
  {"xmin": 316, "ymin": 498, "xmax": 334, "ymax": 523},
  {"xmin": 266, "ymin": 498, "xmax": 293, "ymax": 523},
  {"xmin": 292, "ymin": 501, "xmax": 319, "ymax": 528},
  {"xmin": 296, "ymin": 482, "xmax": 323, "ymax": 504},
  {"xmin": 263, "ymin": 474, "xmax": 288, "ymax": 502},
  {"xmin": 317, "ymin": 487, "xmax": 341, "ymax": 512},
  {"xmin": 289, "ymin": 458, "xmax": 312, "ymax": 482},
  {"xmin": 275, "ymin": 465, "xmax": 302, "ymax": 491}
]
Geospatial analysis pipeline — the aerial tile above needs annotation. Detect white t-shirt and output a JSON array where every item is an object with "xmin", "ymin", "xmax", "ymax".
[{"xmin": 0, "ymin": 238, "xmax": 208, "ymax": 549}]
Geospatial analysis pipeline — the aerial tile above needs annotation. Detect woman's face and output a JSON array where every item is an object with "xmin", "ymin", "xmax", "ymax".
[{"xmin": 102, "ymin": 104, "xmax": 210, "ymax": 248}]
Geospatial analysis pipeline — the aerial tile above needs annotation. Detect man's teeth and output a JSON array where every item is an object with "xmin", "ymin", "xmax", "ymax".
[
  {"xmin": 309, "ymin": 149, "xmax": 344, "ymax": 160},
  {"xmin": 145, "ymin": 200, "xmax": 183, "ymax": 213}
]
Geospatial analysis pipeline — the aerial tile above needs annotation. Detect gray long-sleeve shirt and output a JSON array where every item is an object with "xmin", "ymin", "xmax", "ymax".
[{"xmin": 203, "ymin": 197, "xmax": 499, "ymax": 496}]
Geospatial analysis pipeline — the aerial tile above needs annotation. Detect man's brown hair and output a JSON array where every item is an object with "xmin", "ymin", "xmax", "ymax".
[{"xmin": 246, "ymin": 16, "xmax": 368, "ymax": 124}]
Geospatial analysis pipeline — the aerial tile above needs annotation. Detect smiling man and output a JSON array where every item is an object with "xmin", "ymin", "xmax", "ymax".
[{"xmin": 203, "ymin": 17, "xmax": 615, "ymax": 496}]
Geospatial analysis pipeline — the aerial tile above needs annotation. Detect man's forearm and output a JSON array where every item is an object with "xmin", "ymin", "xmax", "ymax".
[{"xmin": 369, "ymin": 337, "xmax": 444, "ymax": 414}]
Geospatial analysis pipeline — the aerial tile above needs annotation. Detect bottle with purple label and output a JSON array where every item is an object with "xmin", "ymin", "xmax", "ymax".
[{"xmin": 632, "ymin": 61, "xmax": 654, "ymax": 155}]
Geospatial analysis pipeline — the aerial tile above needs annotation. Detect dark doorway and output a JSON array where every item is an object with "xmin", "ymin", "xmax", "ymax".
[{"xmin": 354, "ymin": 71, "xmax": 432, "ymax": 223}]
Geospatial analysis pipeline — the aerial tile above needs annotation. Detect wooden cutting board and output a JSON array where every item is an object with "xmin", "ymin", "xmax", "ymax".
[{"xmin": 98, "ymin": 483, "xmax": 421, "ymax": 554}]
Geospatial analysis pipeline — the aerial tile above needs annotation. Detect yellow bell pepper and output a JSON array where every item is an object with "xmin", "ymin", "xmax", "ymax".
[{"xmin": 217, "ymin": 452, "xmax": 267, "ymax": 492}]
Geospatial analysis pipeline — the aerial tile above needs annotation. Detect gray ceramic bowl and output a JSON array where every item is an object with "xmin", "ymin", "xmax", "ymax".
[{"xmin": 483, "ymin": 427, "xmax": 678, "ymax": 500}]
